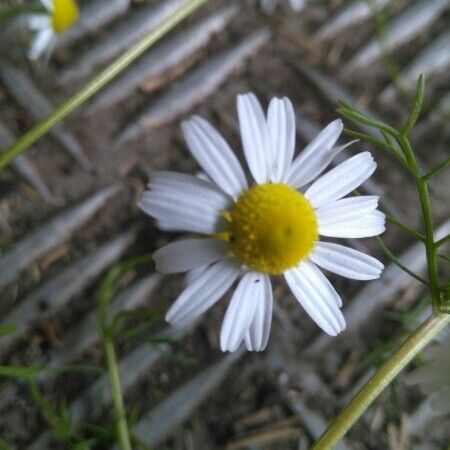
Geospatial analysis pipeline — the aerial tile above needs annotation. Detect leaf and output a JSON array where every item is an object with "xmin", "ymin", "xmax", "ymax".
[
  {"xmin": 0, "ymin": 437, "xmax": 13, "ymax": 450},
  {"xmin": 112, "ymin": 308, "xmax": 165, "ymax": 339},
  {"xmin": 0, "ymin": 365, "xmax": 42, "ymax": 379},
  {"xmin": 0, "ymin": 5, "xmax": 46, "ymax": 23},
  {"xmin": 30, "ymin": 382, "xmax": 71, "ymax": 439},
  {"xmin": 97, "ymin": 254, "xmax": 153, "ymax": 328},
  {"xmin": 160, "ymin": 351, "xmax": 198, "ymax": 366},
  {"xmin": 0, "ymin": 324, "xmax": 18, "ymax": 338},
  {"xmin": 72, "ymin": 439, "xmax": 97, "ymax": 450},
  {"xmin": 47, "ymin": 364, "xmax": 105, "ymax": 376},
  {"xmin": 402, "ymin": 74, "xmax": 425, "ymax": 135},
  {"xmin": 337, "ymin": 101, "xmax": 398, "ymax": 137}
]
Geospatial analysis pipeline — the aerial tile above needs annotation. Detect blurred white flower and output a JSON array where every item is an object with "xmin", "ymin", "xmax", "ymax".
[
  {"xmin": 260, "ymin": 0, "xmax": 305, "ymax": 13},
  {"xmin": 139, "ymin": 93, "xmax": 385, "ymax": 352},
  {"xmin": 27, "ymin": 0, "xmax": 79, "ymax": 61}
]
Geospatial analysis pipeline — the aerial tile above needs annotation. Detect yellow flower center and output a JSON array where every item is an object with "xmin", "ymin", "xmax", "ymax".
[
  {"xmin": 223, "ymin": 183, "xmax": 318, "ymax": 275},
  {"xmin": 51, "ymin": 0, "xmax": 79, "ymax": 34}
]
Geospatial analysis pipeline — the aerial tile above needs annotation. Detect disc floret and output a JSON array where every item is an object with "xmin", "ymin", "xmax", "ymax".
[
  {"xmin": 52, "ymin": 0, "xmax": 79, "ymax": 33},
  {"xmin": 225, "ymin": 183, "xmax": 318, "ymax": 274}
]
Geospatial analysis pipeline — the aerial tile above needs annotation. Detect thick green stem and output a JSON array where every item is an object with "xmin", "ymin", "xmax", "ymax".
[
  {"xmin": 104, "ymin": 336, "xmax": 131, "ymax": 450},
  {"xmin": 0, "ymin": 0, "xmax": 208, "ymax": 170},
  {"xmin": 311, "ymin": 313, "xmax": 450, "ymax": 450},
  {"xmin": 416, "ymin": 178, "xmax": 439, "ymax": 308}
]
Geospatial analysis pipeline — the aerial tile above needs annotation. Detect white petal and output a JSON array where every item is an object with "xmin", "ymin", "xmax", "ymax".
[
  {"xmin": 285, "ymin": 262, "xmax": 346, "ymax": 336},
  {"xmin": 286, "ymin": 119, "xmax": 344, "ymax": 187},
  {"xmin": 181, "ymin": 116, "xmax": 248, "ymax": 199},
  {"xmin": 220, "ymin": 272, "xmax": 263, "ymax": 352},
  {"xmin": 316, "ymin": 196, "xmax": 379, "ymax": 225},
  {"xmin": 267, "ymin": 97, "xmax": 296, "ymax": 182},
  {"xmin": 319, "ymin": 210, "xmax": 386, "ymax": 238},
  {"xmin": 138, "ymin": 171, "xmax": 231, "ymax": 234},
  {"xmin": 153, "ymin": 239, "xmax": 228, "ymax": 274},
  {"xmin": 28, "ymin": 28, "xmax": 53, "ymax": 61},
  {"xmin": 237, "ymin": 93, "xmax": 271, "ymax": 183},
  {"xmin": 27, "ymin": 14, "xmax": 51, "ymax": 30},
  {"xmin": 289, "ymin": 0, "xmax": 305, "ymax": 10},
  {"xmin": 310, "ymin": 241, "xmax": 384, "ymax": 280},
  {"xmin": 155, "ymin": 220, "xmax": 184, "ymax": 232},
  {"xmin": 184, "ymin": 265, "xmax": 208, "ymax": 287},
  {"xmin": 305, "ymin": 152, "xmax": 376, "ymax": 208},
  {"xmin": 302, "ymin": 261, "xmax": 343, "ymax": 307},
  {"xmin": 166, "ymin": 260, "xmax": 241, "ymax": 325},
  {"xmin": 40, "ymin": 0, "xmax": 53, "ymax": 11},
  {"xmin": 245, "ymin": 275, "xmax": 273, "ymax": 351}
]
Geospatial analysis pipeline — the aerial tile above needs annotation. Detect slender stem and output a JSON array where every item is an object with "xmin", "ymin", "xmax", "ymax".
[
  {"xmin": 423, "ymin": 157, "xmax": 450, "ymax": 183},
  {"xmin": 337, "ymin": 106, "xmax": 399, "ymax": 139},
  {"xmin": 0, "ymin": 0, "xmax": 208, "ymax": 170},
  {"xmin": 385, "ymin": 213, "xmax": 425, "ymax": 242},
  {"xmin": 398, "ymin": 136, "xmax": 440, "ymax": 309},
  {"xmin": 311, "ymin": 313, "xmax": 450, "ymax": 450},
  {"xmin": 375, "ymin": 236, "xmax": 427, "ymax": 285},
  {"xmin": 104, "ymin": 336, "xmax": 132, "ymax": 450},
  {"xmin": 342, "ymin": 129, "xmax": 407, "ymax": 169},
  {"xmin": 435, "ymin": 233, "xmax": 450, "ymax": 248}
]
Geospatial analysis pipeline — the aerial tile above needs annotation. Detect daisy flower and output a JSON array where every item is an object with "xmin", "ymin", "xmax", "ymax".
[
  {"xmin": 27, "ymin": 0, "xmax": 79, "ymax": 61},
  {"xmin": 139, "ymin": 93, "xmax": 385, "ymax": 352},
  {"xmin": 260, "ymin": 0, "xmax": 305, "ymax": 13}
]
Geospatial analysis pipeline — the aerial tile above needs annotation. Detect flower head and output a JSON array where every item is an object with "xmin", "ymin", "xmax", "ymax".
[
  {"xmin": 139, "ymin": 93, "xmax": 385, "ymax": 352},
  {"xmin": 27, "ymin": 0, "xmax": 79, "ymax": 61}
]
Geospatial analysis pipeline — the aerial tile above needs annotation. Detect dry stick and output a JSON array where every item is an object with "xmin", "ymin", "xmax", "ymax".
[
  {"xmin": 0, "ymin": 0, "xmax": 209, "ymax": 170},
  {"xmin": 311, "ymin": 313, "xmax": 450, "ymax": 450}
]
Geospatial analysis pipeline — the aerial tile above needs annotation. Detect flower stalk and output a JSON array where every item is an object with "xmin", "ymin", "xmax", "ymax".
[
  {"xmin": 311, "ymin": 313, "xmax": 450, "ymax": 450},
  {"xmin": 0, "ymin": 0, "xmax": 209, "ymax": 170},
  {"xmin": 96, "ymin": 255, "xmax": 152, "ymax": 450},
  {"xmin": 396, "ymin": 134, "xmax": 440, "ymax": 310},
  {"xmin": 103, "ymin": 335, "xmax": 132, "ymax": 450}
]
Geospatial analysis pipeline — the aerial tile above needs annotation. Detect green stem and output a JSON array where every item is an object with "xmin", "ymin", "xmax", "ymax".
[
  {"xmin": 435, "ymin": 233, "xmax": 450, "ymax": 248},
  {"xmin": 311, "ymin": 313, "xmax": 450, "ymax": 450},
  {"xmin": 422, "ymin": 157, "xmax": 450, "ymax": 183},
  {"xmin": 398, "ymin": 136, "xmax": 440, "ymax": 309},
  {"xmin": 104, "ymin": 336, "xmax": 131, "ymax": 450},
  {"xmin": 416, "ymin": 180, "xmax": 439, "ymax": 310},
  {"xmin": 342, "ymin": 128, "xmax": 407, "ymax": 169},
  {"xmin": 385, "ymin": 213, "xmax": 425, "ymax": 242},
  {"xmin": 0, "ymin": 0, "xmax": 208, "ymax": 170},
  {"xmin": 375, "ymin": 236, "xmax": 427, "ymax": 285}
]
